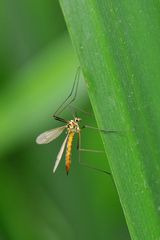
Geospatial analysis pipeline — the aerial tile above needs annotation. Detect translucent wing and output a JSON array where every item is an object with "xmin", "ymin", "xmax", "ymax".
[
  {"xmin": 36, "ymin": 126, "xmax": 66, "ymax": 144},
  {"xmin": 53, "ymin": 134, "xmax": 68, "ymax": 173}
]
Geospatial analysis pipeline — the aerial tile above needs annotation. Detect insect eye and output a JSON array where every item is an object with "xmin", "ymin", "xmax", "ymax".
[
  {"xmin": 76, "ymin": 118, "xmax": 81, "ymax": 122},
  {"xmin": 75, "ymin": 117, "xmax": 79, "ymax": 122}
]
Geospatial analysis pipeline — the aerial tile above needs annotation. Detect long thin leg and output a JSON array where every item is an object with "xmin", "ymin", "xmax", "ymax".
[
  {"xmin": 53, "ymin": 116, "xmax": 68, "ymax": 123},
  {"xmin": 53, "ymin": 66, "xmax": 81, "ymax": 117},
  {"xmin": 79, "ymin": 148, "xmax": 104, "ymax": 153},
  {"xmin": 77, "ymin": 132, "xmax": 111, "ymax": 175},
  {"xmin": 82, "ymin": 125, "xmax": 120, "ymax": 134},
  {"xmin": 69, "ymin": 105, "xmax": 93, "ymax": 116}
]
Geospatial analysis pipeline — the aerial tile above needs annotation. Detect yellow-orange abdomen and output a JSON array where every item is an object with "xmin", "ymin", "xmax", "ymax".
[{"xmin": 66, "ymin": 132, "xmax": 75, "ymax": 174}]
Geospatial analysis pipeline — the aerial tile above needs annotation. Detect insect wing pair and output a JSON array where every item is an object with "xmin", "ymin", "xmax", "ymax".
[{"xmin": 36, "ymin": 125, "xmax": 68, "ymax": 173}]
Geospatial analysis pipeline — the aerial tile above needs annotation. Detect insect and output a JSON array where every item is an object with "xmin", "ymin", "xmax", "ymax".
[{"xmin": 36, "ymin": 68, "xmax": 116, "ymax": 175}]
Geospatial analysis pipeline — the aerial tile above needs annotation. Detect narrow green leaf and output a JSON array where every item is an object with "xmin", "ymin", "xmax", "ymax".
[{"xmin": 59, "ymin": 1, "xmax": 160, "ymax": 239}]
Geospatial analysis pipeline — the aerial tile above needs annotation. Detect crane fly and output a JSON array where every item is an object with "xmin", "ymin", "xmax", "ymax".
[
  {"xmin": 36, "ymin": 117, "xmax": 82, "ymax": 174},
  {"xmin": 36, "ymin": 67, "xmax": 117, "ymax": 175}
]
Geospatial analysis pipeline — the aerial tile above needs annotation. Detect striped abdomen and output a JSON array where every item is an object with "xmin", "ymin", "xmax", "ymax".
[{"xmin": 65, "ymin": 132, "xmax": 75, "ymax": 174}]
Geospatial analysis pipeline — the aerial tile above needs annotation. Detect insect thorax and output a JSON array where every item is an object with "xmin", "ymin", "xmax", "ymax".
[{"xmin": 67, "ymin": 118, "xmax": 81, "ymax": 133}]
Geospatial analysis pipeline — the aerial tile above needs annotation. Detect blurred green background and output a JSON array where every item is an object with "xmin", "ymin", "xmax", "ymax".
[{"xmin": 0, "ymin": 1, "xmax": 130, "ymax": 239}]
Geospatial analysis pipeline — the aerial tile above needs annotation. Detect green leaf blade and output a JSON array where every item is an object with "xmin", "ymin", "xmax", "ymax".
[{"xmin": 59, "ymin": 1, "xmax": 160, "ymax": 239}]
